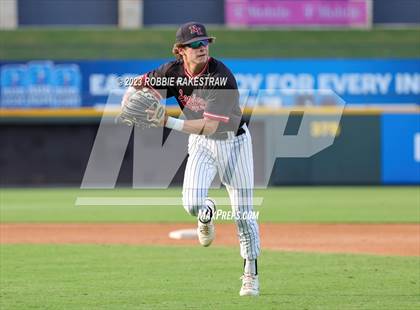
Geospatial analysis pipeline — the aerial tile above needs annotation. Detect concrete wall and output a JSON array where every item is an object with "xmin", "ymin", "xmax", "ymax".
[{"xmin": 0, "ymin": 0, "xmax": 18, "ymax": 29}]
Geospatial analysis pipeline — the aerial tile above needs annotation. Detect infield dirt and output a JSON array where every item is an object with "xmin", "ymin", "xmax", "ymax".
[{"xmin": 1, "ymin": 223, "xmax": 418, "ymax": 256}]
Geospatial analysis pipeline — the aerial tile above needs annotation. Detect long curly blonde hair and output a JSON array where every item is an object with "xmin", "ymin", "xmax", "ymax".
[{"xmin": 172, "ymin": 43, "xmax": 184, "ymax": 60}]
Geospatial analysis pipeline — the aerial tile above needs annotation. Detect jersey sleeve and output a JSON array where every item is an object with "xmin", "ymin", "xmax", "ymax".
[
  {"xmin": 131, "ymin": 62, "xmax": 175, "ymax": 99},
  {"xmin": 203, "ymin": 68, "xmax": 239, "ymax": 124}
]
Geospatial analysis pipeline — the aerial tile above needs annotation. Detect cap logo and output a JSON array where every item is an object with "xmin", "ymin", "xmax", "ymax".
[{"xmin": 189, "ymin": 25, "xmax": 203, "ymax": 35}]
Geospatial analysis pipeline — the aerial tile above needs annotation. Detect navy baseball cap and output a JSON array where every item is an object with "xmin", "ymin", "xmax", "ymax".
[{"xmin": 175, "ymin": 22, "xmax": 215, "ymax": 45}]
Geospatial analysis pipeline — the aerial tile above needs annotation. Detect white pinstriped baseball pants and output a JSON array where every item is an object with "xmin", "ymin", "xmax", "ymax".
[{"xmin": 182, "ymin": 125, "xmax": 260, "ymax": 260}]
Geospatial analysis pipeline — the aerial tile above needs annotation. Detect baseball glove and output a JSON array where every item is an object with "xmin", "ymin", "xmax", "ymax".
[{"xmin": 117, "ymin": 88, "xmax": 165, "ymax": 128}]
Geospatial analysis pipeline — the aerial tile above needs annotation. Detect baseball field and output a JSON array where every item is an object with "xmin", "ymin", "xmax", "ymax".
[
  {"xmin": 1, "ymin": 187, "xmax": 419, "ymax": 309},
  {"xmin": 1, "ymin": 26, "xmax": 419, "ymax": 309}
]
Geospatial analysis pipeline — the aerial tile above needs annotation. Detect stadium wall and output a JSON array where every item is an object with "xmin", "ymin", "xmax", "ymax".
[
  {"xmin": 1, "ymin": 59, "xmax": 418, "ymax": 186},
  {"xmin": 17, "ymin": 0, "xmax": 118, "ymax": 26},
  {"xmin": 373, "ymin": 0, "xmax": 420, "ymax": 25},
  {"xmin": 143, "ymin": 0, "xmax": 224, "ymax": 25},
  {"xmin": 1, "ymin": 112, "xmax": 418, "ymax": 186},
  {"xmin": 6, "ymin": 0, "xmax": 419, "ymax": 28}
]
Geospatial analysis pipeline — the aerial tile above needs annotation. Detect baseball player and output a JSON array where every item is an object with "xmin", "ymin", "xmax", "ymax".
[{"xmin": 121, "ymin": 22, "xmax": 260, "ymax": 296}]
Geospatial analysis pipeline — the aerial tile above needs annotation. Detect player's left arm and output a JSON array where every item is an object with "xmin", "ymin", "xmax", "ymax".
[
  {"xmin": 183, "ymin": 69, "xmax": 238, "ymax": 135},
  {"xmin": 161, "ymin": 86, "xmax": 232, "ymax": 135},
  {"xmin": 158, "ymin": 67, "xmax": 237, "ymax": 135},
  {"xmin": 147, "ymin": 109, "xmax": 218, "ymax": 135},
  {"xmin": 199, "ymin": 70, "xmax": 238, "ymax": 133},
  {"xmin": 170, "ymin": 117, "xmax": 219, "ymax": 135}
]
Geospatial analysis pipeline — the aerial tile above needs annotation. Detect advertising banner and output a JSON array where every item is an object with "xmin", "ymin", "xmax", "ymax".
[
  {"xmin": 225, "ymin": 0, "xmax": 370, "ymax": 28},
  {"xmin": 1, "ymin": 59, "xmax": 419, "ymax": 108},
  {"xmin": 1, "ymin": 61, "xmax": 81, "ymax": 108},
  {"xmin": 382, "ymin": 114, "xmax": 420, "ymax": 184}
]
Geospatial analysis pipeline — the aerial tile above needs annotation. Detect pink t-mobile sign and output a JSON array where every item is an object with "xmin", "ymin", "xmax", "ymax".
[{"xmin": 225, "ymin": 0, "xmax": 370, "ymax": 27}]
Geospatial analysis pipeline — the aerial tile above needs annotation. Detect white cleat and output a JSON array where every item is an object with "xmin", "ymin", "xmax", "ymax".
[
  {"xmin": 197, "ymin": 198, "xmax": 216, "ymax": 247},
  {"xmin": 239, "ymin": 274, "xmax": 259, "ymax": 296}
]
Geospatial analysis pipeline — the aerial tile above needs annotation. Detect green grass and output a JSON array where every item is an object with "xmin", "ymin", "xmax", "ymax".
[
  {"xmin": 1, "ymin": 187, "xmax": 418, "ymax": 309},
  {"xmin": 0, "ymin": 28, "xmax": 419, "ymax": 59},
  {"xmin": 0, "ymin": 245, "xmax": 419, "ymax": 309},
  {"xmin": 0, "ymin": 187, "xmax": 418, "ymax": 223}
]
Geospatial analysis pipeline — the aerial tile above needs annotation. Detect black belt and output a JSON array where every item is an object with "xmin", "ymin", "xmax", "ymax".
[{"xmin": 206, "ymin": 126, "xmax": 246, "ymax": 140}]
